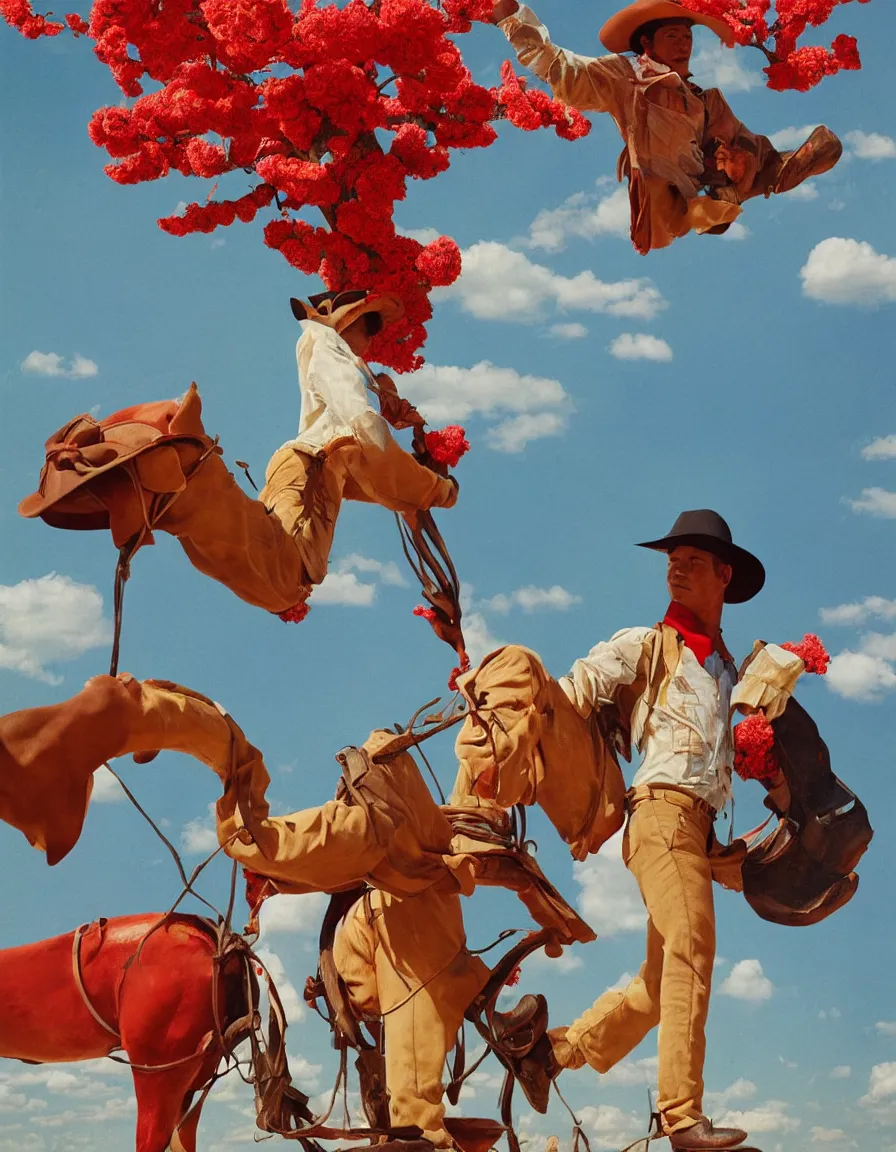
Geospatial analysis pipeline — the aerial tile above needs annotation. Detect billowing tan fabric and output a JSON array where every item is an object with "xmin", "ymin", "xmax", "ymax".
[
  {"xmin": 730, "ymin": 642, "xmax": 805, "ymax": 721},
  {"xmin": 451, "ymin": 645, "xmax": 626, "ymax": 860},
  {"xmin": 334, "ymin": 889, "xmax": 488, "ymax": 1146},
  {"xmin": 499, "ymin": 6, "xmax": 792, "ymax": 252},
  {"xmin": 0, "ymin": 673, "xmax": 265, "ymax": 865},
  {"xmin": 561, "ymin": 790, "xmax": 716, "ymax": 1134},
  {"xmin": 217, "ymin": 731, "xmax": 479, "ymax": 900},
  {"xmin": 21, "ymin": 384, "xmax": 457, "ymax": 614}
]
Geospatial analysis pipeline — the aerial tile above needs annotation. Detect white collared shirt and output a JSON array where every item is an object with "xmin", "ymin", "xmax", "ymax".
[
  {"xmin": 560, "ymin": 628, "xmax": 736, "ymax": 812},
  {"xmin": 280, "ymin": 320, "xmax": 391, "ymax": 456}
]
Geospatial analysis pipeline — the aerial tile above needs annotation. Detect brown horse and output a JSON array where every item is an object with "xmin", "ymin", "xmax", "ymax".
[{"xmin": 0, "ymin": 912, "xmax": 256, "ymax": 1152}]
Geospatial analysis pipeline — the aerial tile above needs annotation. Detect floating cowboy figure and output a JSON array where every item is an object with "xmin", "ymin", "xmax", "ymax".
[
  {"xmin": 448, "ymin": 509, "xmax": 870, "ymax": 1152},
  {"xmin": 19, "ymin": 290, "xmax": 459, "ymax": 626},
  {"xmin": 489, "ymin": 0, "xmax": 843, "ymax": 253}
]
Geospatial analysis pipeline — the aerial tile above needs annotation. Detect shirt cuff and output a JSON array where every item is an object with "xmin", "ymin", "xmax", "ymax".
[{"xmin": 730, "ymin": 643, "xmax": 805, "ymax": 721}]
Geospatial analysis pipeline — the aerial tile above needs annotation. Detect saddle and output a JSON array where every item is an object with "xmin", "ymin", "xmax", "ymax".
[{"xmin": 742, "ymin": 698, "xmax": 873, "ymax": 926}]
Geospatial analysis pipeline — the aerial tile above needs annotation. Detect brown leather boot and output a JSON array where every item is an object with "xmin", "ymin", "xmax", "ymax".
[
  {"xmin": 668, "ymin": 1118, "xmax": 748, "ymax": 1150},
  {"xmin": 774, "ymin": 125, "xmax": 842, "ymax": 195},
  {"xmin": 491, "ymin": 993, "xmax": 548, "ymax": 1057}
]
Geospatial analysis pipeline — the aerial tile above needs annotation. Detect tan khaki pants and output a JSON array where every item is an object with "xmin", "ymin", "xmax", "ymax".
[
  {"xmin": 333, "ymin": 890, "xmax": 488, "ymax": 1147},
  {"xmin": 562, "ymin": 790, "xmax": 715, "ymax": 1134}
]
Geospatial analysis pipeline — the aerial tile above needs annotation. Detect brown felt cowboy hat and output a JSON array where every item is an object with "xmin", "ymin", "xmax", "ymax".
[
  {"xmin": 289, "ymin": 289, "xmax": 404, "ymax": 335},
  {"xmin": 600, "ymin": 0, "xmax": 735, "ymax": 54},
  {"xmin": 637, "ymin": 508, "xmax": 765, "ymax": 604}
]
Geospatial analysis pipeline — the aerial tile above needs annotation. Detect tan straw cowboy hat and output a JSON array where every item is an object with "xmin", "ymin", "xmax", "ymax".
[
  {"xmin": 600, "ymin": 0, "xmax": 734, "ymax": 54},
  {"xmin": 289, "ymin": 289, "xmax": 404, "ymax": 334}
]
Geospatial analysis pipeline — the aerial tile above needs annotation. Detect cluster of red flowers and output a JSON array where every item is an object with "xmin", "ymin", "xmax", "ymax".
[
  {"xmin": 682, "ymin": 0, "xmax": 869, "ymax": 91},
  {"xmin": 425, "ymin": 425, "xmax": 470, "ymax": 468},
  {"xmin": 278, "ymin": 599, "xmax": 310, "ymax": 624},
  {"xmin": 733, "ymin": 712, "xmax": 779, "ymax": 783},
  {"xmin": 3, "ymin": 0, "xmax": 590, "ymax": 370},
  {"xmin": 780, "ymin": 632, "xmax": 830, "ymax": 675}
]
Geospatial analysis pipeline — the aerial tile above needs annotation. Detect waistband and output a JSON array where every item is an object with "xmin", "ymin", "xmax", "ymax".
[{"xmin": 625, "ymin": 784, "xmax": 716, "ymax": 820}]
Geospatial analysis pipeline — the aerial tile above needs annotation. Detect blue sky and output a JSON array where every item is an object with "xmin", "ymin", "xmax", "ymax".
[{"xmin": 1, "ymin": 1, "xmax": 895, "ymax": 1149}]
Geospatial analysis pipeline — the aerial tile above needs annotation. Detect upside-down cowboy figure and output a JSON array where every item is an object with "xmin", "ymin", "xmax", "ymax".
[
  {"xmin": 19, "ymin": 290, "xmax": 458, "ymax": 623},
  {"xmin": 489, "ymin": 0, "xmax": 842, "ymax": 253}
]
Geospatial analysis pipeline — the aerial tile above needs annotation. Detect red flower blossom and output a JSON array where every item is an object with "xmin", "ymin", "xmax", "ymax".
[
  {"xmin": 413, "ymin": 604, "xmax": 438, "ymax": 622},
  {"xmin": 424, "ymin": 425, "xmax": 469, "ymax": 468},
  {"xmin": 279, "ymin": 600, "xmax": 310, "ymax": 624},
  {"xmin": 448, "ymin": 652, "xmax": 471, "ymax": 692},
  {"xmin": 733, "ymin": 712, "xmax": 779, "ymax": 783},
  {"xmin": 780, "ymin": 633, "xmax": 830, "ymax": 675},
  {"xmin": 504, "ymin": 965, "xmax": 521, "ymax": 987}
]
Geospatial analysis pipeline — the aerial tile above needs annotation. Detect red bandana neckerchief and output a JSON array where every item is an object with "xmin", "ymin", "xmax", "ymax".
[{"xmin": 663, "ymin": 601, "xmax": 732, "ymax": 668}]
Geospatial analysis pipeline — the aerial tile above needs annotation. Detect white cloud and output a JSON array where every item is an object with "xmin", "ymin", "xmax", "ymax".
[
  {"xmin": 718, "ymin": 1100, "xmax": 800, "ymax": 1133},
  {"xmin": 254, "ymin": 948, "xmax": 305, "ymax": 1023},
  {"xmin": 862, "ymin": 435, "xmax": 896, "ymax": 460},
  {"xmin": 821, "ymin": 596, "xmax": 896, "ymax": 625},
  {"xmin": 459, "ymin": 585, "xmax": 503, "ymax": 666},
  {"xmin": 437, "ymin": 241, "xmax": 666, "ymax": 321},
  {"xmin": 801, "ymin": 238, "xmax": 896, "ymax": 306},
  {"xmin": 480, "ymin": 585, "xmax": 582, "ymax": 614},
  {"xmin": 811, "ymin": 1127, "xmax": 849, "ymax": 1143},
  {"xmin": 335, "ymin": 553, "xmax": 407, "ymax": 587},
  {"xmin": 705, "ymin": 1080, "xmax": 758, "ymax": 1113},
  {"xmin": 692, "ymin": 41, "xmax": 762, "ymax": 92},
  {"xmin": 830, "ymin": 1066, "xmax": 852, "ymax": 1079},
  {"xmin": 0, "ymin": 573, "xmax": 112, "ymax": 684},
  {"xmin": 21, "ymin": 351, "xmax": 99, "ymax": 378},
  {"xmin": 396, "ymin": 225, "xmax": 441, "ymax": 245},
  {"xmin": 487, "ymin": 412, "xmax": 567, "ymax": 453},
  {"xmin": 723, "ymin": 220, "xmax": 750, "ymax": 242},
  {"xmin": 600, "ymin": 1055, "xmax": 657, "ymax": 1088},
  {"xmin": 602, "ymin": 970, "xmax": 635, "ymax": 994},
  {"xmin": 609, "ymin": 333, "xmax": 673, "ymax": 362},
  {"xmin": 861, "ymin": 1063, "xmax": 896, "ymax": 1105},
  {"xmin": 719, "ymin": 959, "xmax": 774, "ymax": 1002},
  {"xmin": 89, "ymin": 766, "xmax": 124, "ymax": 804},
  {"xmin": 577, "ymin": 1104, "xmax": 643, "ymax": 1150},
  {"xmin": 311, "ymin": 572, "xmax": 376, "ymax": 606},
  {"xmin": 862, "ymin": 632, "xmax": 896, "ymax": 660},
  {"xmin": 848, "ymin": 487, "xmax": 896, "ymax": 517},
  {"xmin": 770, "ymin": 125, "xmax": 821, "ymax": 151},
  {"xmin": 826, "ymin": 651, "xmax": 896, "ymax": 700},
  {"xmin": 525, "ymin": 948, "xmax": 584, "ymax": 975},
  {"xmin": 550, "ymin": 322, "xmax": 588, "ymax": 339},
  {"xmin": 405, "ymin": 359, "xmax": 569, "ymax": 425},
  {"xmin": 180, "ymin": 802, "xmax": 219, "ymax": 855},
  {"xmin": 845, "ymin": 130, "xmax": 896, "ymax": 161},
  {"xmin": 572, "ymin": 829, "xmax": 645, "ymax": 937},
  {"xmin": 257, "ymin": 892, "xmax": 328, "ymax": 937},
  {"xmin": 527, "ymin": 184, "xmax": 630, "ymax": 251},
  {"xmin": 786, "ymin": 181, "xmax": 820, "ymax": 201},
  {"xmin": 875, "ymin": 1022, "xmax": 896, "ymax": 1037}
]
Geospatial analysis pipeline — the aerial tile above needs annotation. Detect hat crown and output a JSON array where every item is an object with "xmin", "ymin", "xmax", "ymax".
[{"xmin": 665, "ymin": 509, "xmax": 733, "ymax": 545}]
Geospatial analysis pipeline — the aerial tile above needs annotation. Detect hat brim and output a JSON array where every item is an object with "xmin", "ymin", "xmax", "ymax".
[
  {"xmin": 637, "ymin": 533, "xmax": 766, "ymax": 604},
  {"xmin": 290, "ymin": 292, "xmax": 405, "ymax": 334},
  {"xmin": 600, "ymin": 1, "xmax": 735, "ymax": 53}
]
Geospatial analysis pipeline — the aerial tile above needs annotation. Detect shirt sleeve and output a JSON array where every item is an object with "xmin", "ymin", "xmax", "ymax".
[
  {"xmin": 559, "ymin": 626, "xmax": 654, "ymax": 717},
  {"xmin": 499, "ymin": 4, "xmax": 631, "ymax": 113},
  {"xmin": 302, "ymin": 324, "xmax": 391, "ymax": 451}
]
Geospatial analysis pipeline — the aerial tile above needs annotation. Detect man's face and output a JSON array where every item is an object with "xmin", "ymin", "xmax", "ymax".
[
  {"xmin": 643, "ymin": 20, "xmax": 693, "ymax": 73},
  {"xmin": 666, "ymin": 545, "xmax": 731, "ymax": 617}
]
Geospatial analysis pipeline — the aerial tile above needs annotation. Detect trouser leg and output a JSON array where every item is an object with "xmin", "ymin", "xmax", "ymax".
[{"xmin": 627, "ymin": 797, "xmax": 715, "ymax": 1134}]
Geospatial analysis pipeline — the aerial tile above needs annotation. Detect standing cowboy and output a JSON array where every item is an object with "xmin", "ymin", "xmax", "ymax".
[
  {"xmin": 489, "ymin": 0, "xmax": 842, "ymax": 253},
  {"xmin": 20, "ymin": 290, "xmax": 458, "ymax": 620},
  {"xmin": 539, "ymin": 510, "xmax": 767, "ymax": 1150}
]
